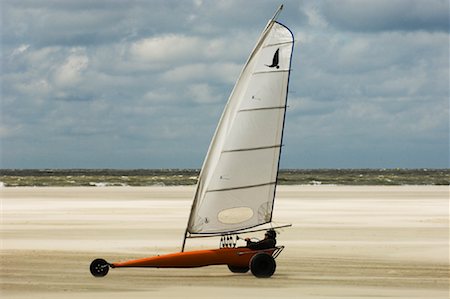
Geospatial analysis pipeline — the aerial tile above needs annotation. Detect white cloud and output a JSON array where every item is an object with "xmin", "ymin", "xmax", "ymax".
[
  {"xmin": 193, "ymin": 0, "xmax": 203, "ymax": 7},
  {"xmin": 188, "ymin": 83, "xmax": 221, "ymax": 104},
  {"xmin": 10, "ymin": 44, "xmax": 30, "ymax": 56},
  {"xmin": 162, "ymin": 63, "xmax": 207, "ymax": 82},
  {"xmin": 0, "ymin": 124, "xmax": 23, "ymax": 138},
  {"xmin": 128, "ymin": 32, "xmax": 253, "ymax": 66},
  {"xmin": 52, "ymin": 49, "xmax": 89, "ymax": 87},
  {"xmin": 303, "ymin": 3, "xmax": 328, "ymax": 28},
  {"xmin": 162, "ymin": 62, "xmax": 241, "ymax": 84},
  {"xmin": 130, "ymin": 35, "xmax": 201, "ymax": 63}
]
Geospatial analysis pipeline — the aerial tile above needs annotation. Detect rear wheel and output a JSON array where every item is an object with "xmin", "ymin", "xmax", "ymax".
[
  {"xmin": 90, "ymin": 258, "xmax": 109, "ymax": 277},
  {"xmin": 249, "ymin": 253, "xmax": 276, "ymax": 278},
  {"xmin": 227, "ymin": 265, "xmax": 250, "ymax": 273}
]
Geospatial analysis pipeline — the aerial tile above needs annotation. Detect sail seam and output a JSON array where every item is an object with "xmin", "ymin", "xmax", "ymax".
[
  {"xmin": 206, "ymin": 182, "xmax": 276, "ymax": 193},
  {"xmin": 253, "ymin": 69, "xmax": 290, "ymax": 75},
  {"xmin": 239, "ymin": 106, "xmax": 286, "ymax": 112},
  {"xmin": 222, "ymin": 144, "xmax": 281, "ymax": 153}
]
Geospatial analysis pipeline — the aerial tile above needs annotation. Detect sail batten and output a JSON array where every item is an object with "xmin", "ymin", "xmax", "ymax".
[
  {"xmin": 253, "ymin": 69, "xmax": 290, "ymax": 75},
  {"xmin": 238, "ymin": 106, "xmax": 286, "ymax": 112},
  {"xmin": 222, "ymin": 144, "xmax": 282, "ymax": 153},
  {"xmin": 186, "ymin": 18, "xmax": 294, "ymax": 235},
  {"xmin": 263, "ymin": 41, "xmax": 293, "ymax": 48},
  {"xmin": 206, "ymin": 182, "xmax": 276, "ymax": 193}
]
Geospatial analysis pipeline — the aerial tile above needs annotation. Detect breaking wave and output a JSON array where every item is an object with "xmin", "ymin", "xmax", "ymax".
[{"xmin": 0, "ymin": 169, "xmax": 448, "ymax": 187}]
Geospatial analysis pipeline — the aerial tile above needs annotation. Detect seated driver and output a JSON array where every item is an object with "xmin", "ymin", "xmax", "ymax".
[{"xmin": 245, "ymin": 229, "xmax": 276, "ymax": 250}]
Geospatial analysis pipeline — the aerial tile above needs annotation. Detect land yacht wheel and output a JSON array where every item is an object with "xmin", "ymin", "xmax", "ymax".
[
  {"xmin": 249, "ymin": 253, "xmax": 276, "ymax": 278},
  {"xmin": 227, "ymin": 265, "xmax": 250, "ymax": 273},
  {"xmin": 90, "ymin": 258, "xmax": 109, "ymax": 277}
]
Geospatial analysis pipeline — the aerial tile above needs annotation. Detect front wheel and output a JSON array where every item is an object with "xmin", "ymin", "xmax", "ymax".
[
  {"xmin": 228, "ymin": 265, "xmax": 250, "ymax": 273},
  {"xmin": 249, "ymin": 253, "xmax": 276, "ymax": 278},
  {"xmin": 90, "ymin": 258, "xmax": 109, "ymax": 277}
]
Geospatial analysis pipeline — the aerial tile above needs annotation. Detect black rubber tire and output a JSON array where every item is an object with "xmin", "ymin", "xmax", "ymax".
[
  {"xmin": 227, "ymin": 265, "xmax": 250, "ymax": 273},
  {"xmin": 90, "ymin": 258, "xmax": 109, "ymax": 277},
  {"xmin": 249, "ymin": 253, "xmax": 276, "ymax": 278}
]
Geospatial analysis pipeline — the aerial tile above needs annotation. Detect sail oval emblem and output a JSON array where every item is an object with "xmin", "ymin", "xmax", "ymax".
[{"xmin": 218, "ymin": 207, "xmax": 254, "ymax": 224}]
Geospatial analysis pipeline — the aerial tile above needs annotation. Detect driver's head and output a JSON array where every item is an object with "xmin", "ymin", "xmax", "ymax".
[{"xmin": 265, "ymin": 229, "xmax": 276, "ymax": 239}]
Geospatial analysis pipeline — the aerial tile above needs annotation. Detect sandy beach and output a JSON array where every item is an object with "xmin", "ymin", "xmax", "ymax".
[{"xmin": 1, "ymin": 186, "xmax": 448, "ymax": 298}]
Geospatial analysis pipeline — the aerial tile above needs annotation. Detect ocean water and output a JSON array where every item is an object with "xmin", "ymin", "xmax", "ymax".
[{"xmin": 0, "ymin": 169, "xmax": 448, "ymax": 187}]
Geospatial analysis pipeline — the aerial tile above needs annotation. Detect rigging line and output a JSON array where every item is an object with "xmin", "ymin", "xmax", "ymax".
[
  {"xmin": 222, "ymin": 144, "xmax": 282, "ymax": 153},
  {"xmin": 238, "ymin": 105, "xmax": 286, "ymax": 112},
  {"xmin": 206, "ymin": 181, "xmax": 276, "ymax": 193}
]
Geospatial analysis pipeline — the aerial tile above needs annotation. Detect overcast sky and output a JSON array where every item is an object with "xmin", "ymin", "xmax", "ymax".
[{"xmin": 1, "ymin": 0, "xmax": 449, "ymax": 169}]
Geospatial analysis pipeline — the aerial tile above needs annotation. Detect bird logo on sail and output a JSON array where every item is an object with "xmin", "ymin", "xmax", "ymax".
[{"xmin": 266, "ymin": 48, "xmax": 280, "ymax": 69}]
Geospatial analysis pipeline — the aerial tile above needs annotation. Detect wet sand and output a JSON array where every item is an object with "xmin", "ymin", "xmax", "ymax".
[{"xmin": 1, "ymin": 186, "xmax": 448, "ymax": 298}]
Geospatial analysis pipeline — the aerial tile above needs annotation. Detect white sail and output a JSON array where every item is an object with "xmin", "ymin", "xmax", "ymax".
[{"xmin": 187, "ymin": 15, "xmax": 294, "ymax": 235}]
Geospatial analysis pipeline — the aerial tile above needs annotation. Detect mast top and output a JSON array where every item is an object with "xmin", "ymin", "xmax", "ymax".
[{"xmin": 271, "ymin": 4, "xmax": 283, "ymax": 22}]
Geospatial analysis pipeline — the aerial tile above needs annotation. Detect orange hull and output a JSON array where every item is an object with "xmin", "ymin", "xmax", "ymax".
[{"xmin": 112, "ymin": 247, "xmax": 276, "ymax": 268}]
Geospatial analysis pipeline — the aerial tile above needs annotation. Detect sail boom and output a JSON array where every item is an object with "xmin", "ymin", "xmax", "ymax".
[
  {"xmin": 206, "ymin": 181, "xmax": 276, "ymax": 193},
  {"xmin": 186, "ymin": 223, "xmax": 293, "ymax": 238},
  {"xmin": 186, "ymin": 222, "xmax": 270, "ymax": 237}
]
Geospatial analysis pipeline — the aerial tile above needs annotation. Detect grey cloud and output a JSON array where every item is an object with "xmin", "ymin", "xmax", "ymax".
[
  {"xmin": 2, "ymin": 0, "xmax": 301, "ymax": 49},
  {"xmin": 53, "ymin": 93, "xmax": 95, "ymax": 102},
  {"xmin": 321, "ymin": 0, "xmax": 449, "ymax": 33},
  {"xmin": 1, "ymin": 0, "xmax": 448, "ymax": 168}
]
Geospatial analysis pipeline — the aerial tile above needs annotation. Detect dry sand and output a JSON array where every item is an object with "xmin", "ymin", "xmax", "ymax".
[{"xmin": 1, "ymin": 185, "xmax": 448, "ymax": 298}]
